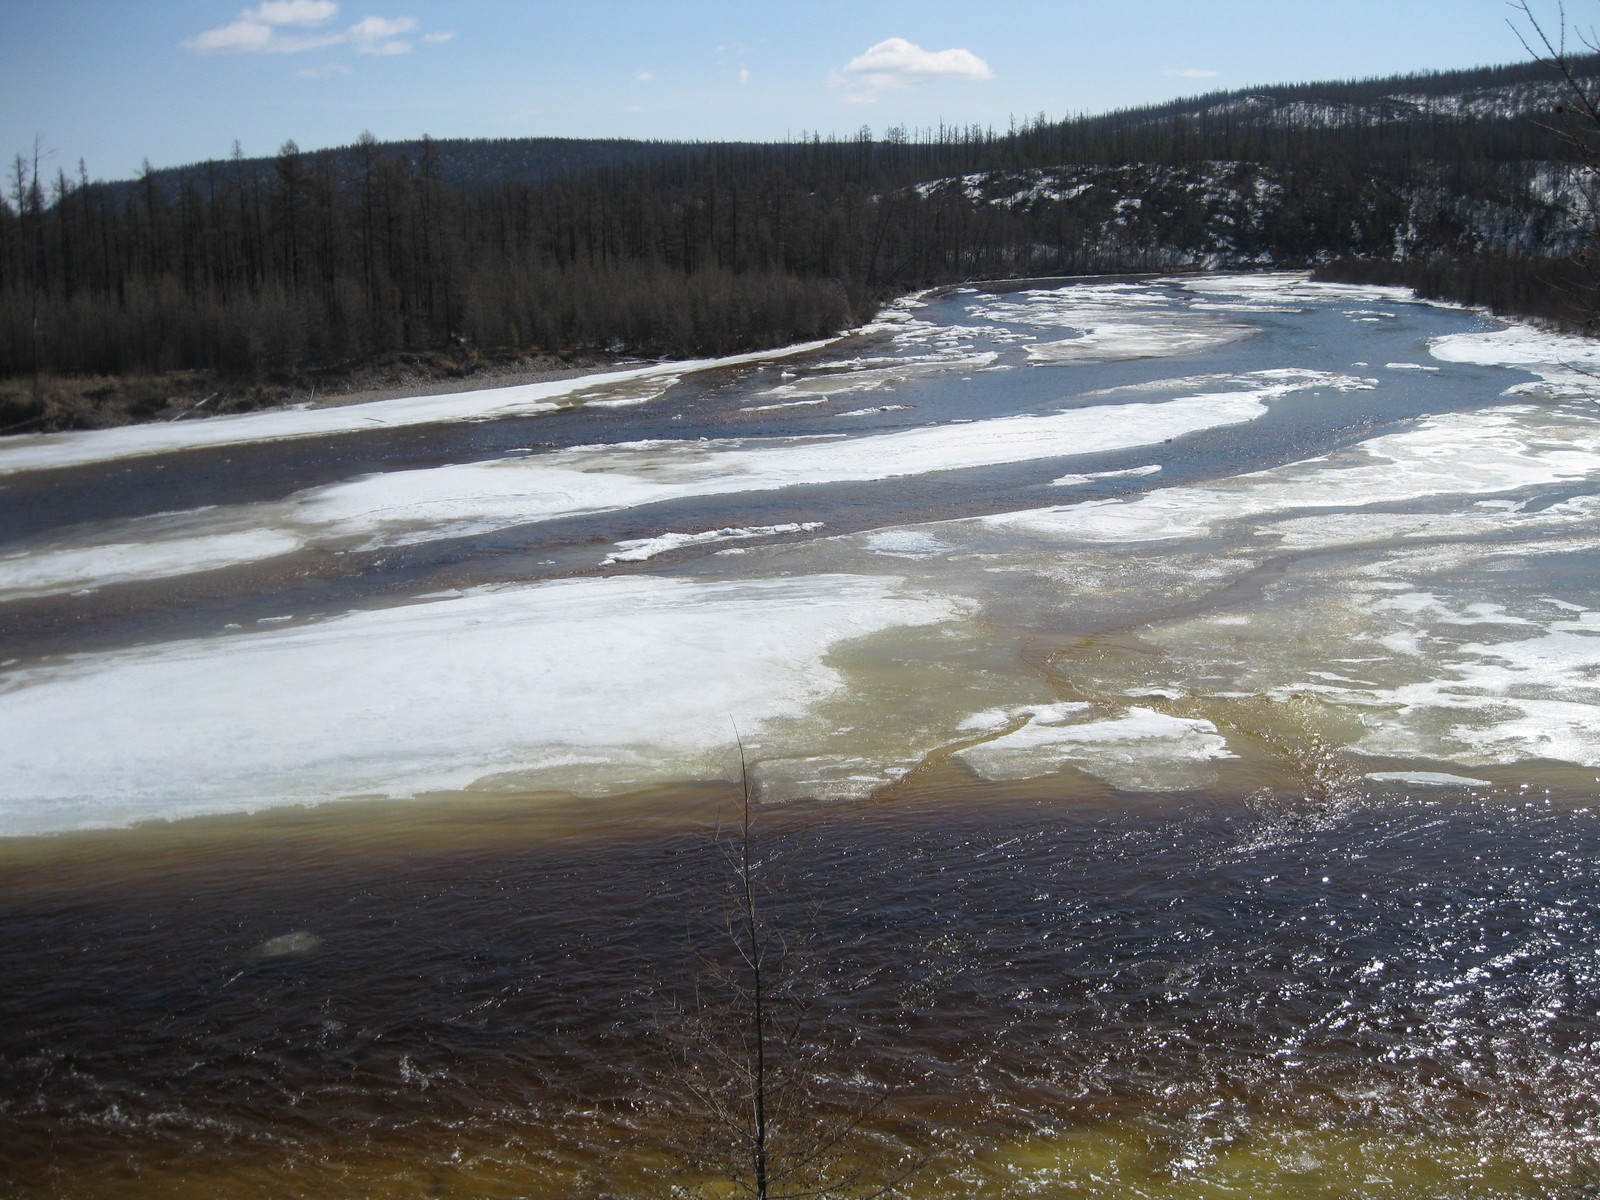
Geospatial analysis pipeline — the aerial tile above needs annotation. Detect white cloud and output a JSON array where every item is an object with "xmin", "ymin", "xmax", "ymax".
[
  {"xmin": 634, "ymin": 69, "xmax": 655, "ymax": 82},
  {"xmin": 738, "ymin": 66, "xmax": 750, "ymax": 84},
  {"xmin": 184, "ymin": 3, "xmax": 434, "ymax": 58},
  {"xmin": 421, "ymin": 31, "xmax": 455, "ymax": 43},
  {"xmin": 256, "ymin": 0, "xmax": 339, "ymax": 23},
  {"xmin": 297, "ymin": 61, "xmax": 354, "ymax": 77},
  {"xmin": 1163, "ymin": 68, "xmax": 1220, "ymax": 79},
  {"xmin": 347, "ymin": 14, "xmax": 417, "ymax": 53},
  {"xmin": 184, "ymin": 1, "xmax": 340, "ymax": 53},
  {"xmin": 834, "ymin": 37, "xmax": 992, "ymax": 101}
]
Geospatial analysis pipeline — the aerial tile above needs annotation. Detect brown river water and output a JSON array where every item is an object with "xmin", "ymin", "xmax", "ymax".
[{"xmin": 3, "ymin": 274, "xmax": 1600, "ymax": 1196}]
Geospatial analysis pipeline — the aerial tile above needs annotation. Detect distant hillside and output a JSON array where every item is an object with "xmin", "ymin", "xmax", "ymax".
[
  {"xmin": 4, "ymin": 48, "xmax": 1596, "ymax": 429},
  {"xmin": 123, "ymin": 136, "xmax": 727, "ymax": 197},
  {"xmin": 1090, "ymin": 55, "xmax": 1589, "ymax": 130},
  {"xmin": 112, "ymin": 55, "xmax": 1595, "ymax": 195}
]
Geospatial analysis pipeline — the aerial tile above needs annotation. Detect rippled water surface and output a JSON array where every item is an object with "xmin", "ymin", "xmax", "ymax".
[{"xmin": 4, "ymin": 274, "xmax": 1600, "ymax": 1196}]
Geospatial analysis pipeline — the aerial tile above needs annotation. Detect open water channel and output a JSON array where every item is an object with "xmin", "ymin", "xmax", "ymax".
[{"xmin": 3, "ymin": 274, "xmax": 1600, "ymax": 1197}]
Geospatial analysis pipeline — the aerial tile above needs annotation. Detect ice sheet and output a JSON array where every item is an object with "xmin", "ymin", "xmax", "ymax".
[
  {"xmin": 954, "ymin": 702, "xmax": 1234, "ymax": 791},
  {"xmin": 1, "ymin": 387, "xmax": 1284, "ymax": 594},
  {"xmin": 0, "ymin": 340, "xmax": 836, "ymax": 477},
  {"xmin": 1049, "ymin": 464, "xmax": 1162, "ymax": 487},
  {"xmin": 1367, "ymin": 771, "xmax": 1492, "ymax": 787},
  {"xmin": 0, "ymin": 530, "xmax": 303, "ymax": 600},
  {"xmin": 1173, "ymin": 273, "xmax": 1418, "ymax": 306},
  {"xmin": 985, "ymin": 404, "xmax": 1600, "ymax": 546},
  {"xmin": 0, "ymin": 573, "xmax": 965, "ymax": 835},
  {"xmin": 601, "ymin": 523, "xmax": 824, "ymax": 563},
  {"xmin": 964, "ymin": 282, "xmax": 1256, "ymax": 363},
  {"xmin": 1430, "ymin": 324, "xmax": 1600, "ymax": 398}
]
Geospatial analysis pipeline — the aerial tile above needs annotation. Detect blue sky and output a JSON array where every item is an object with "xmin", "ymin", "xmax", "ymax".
[{"xmin": 0, "ymin": 0, "xmax": 1573, "ymax": 183}]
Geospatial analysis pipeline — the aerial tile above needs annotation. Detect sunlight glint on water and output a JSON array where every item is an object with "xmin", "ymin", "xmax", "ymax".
[{"xmin": 4, "ymin": 275, "xmax": 1600, "ymax": 1196}]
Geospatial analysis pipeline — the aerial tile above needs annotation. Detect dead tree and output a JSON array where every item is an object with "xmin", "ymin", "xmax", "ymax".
[
  {"xmin": 1514, "ymin": 2, "xmax": 1600, "ymax": 326},
  {"xmin": 655, "ymin": 738, "xmax": 920, "ymax": 1200}
]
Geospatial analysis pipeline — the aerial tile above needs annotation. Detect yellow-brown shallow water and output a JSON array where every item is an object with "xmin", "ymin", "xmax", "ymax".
[
  {"xmin": 9, "ymin": 276, "xmax": 1600, "ymax": 1197},
  {"xmin": 5, "ymin": 774, "xmax": 1598, "ymax": 1199}
]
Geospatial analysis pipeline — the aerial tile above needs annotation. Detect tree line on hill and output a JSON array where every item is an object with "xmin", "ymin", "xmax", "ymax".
[{"xmin": 1, "ymin": 53, "xmax": 1594, "ymax": 425}]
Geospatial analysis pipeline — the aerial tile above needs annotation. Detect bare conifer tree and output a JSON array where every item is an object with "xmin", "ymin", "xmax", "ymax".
[
  {"xmin": 1514, "ymin": 2, "xmax": 1600, "ymax": 325},
  {"xmin": 654, "ymin": 738, "xmax": 920, "ymax": 1200}
]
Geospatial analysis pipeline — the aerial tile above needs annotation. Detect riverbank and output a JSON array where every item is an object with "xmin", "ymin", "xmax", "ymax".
[{"xmin": 0, "ymin": 347, "xmax": 633, "ymax": 436}]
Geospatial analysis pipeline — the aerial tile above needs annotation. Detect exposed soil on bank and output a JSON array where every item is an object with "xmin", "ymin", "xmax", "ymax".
[{"xmin": 0, "ymin": 348, "xmax": 639, "ymax": 436}]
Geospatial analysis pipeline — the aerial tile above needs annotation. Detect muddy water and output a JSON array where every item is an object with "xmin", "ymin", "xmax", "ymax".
[
  {"xmin": 4, "ymin": 274, "xmax": 1600, "ymax": 1195},
  {"xmin": 4, "ymin": 780, "xmax": 1597, "ymax": 1198}
]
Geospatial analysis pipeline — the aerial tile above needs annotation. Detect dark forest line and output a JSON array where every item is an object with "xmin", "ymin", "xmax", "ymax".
[{"xmin": 2, "ymin": 53, "xmax": 1595, "ymax": 432}]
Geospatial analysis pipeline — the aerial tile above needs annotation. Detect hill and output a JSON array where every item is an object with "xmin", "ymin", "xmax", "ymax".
[
  {"xmin": 120, "ymin": 135, "xmax": 728, "ymax": 200},
  {"xmin": 1, "ymin": 51, "xmax": 1593, "ymax": 430}
]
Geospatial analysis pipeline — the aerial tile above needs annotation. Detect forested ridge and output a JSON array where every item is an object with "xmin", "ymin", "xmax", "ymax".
[{"xmin": 2, "ymin": 53, "xmax": 1594, "ymax": 430}]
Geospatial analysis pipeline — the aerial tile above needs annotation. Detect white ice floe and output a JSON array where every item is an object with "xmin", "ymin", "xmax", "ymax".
[
  {"xmin": 1346, "ymin": 608, "xmax": 1600, "ymax": 767},
  {"xmin": 1173, "ymin": 273, "xmax": 1417, "ymax": 306},
  {"xmin": 0, "ymin": 573, "xmax": 965, "ymax": 835},
  {"xmin": 1430, "ymin": 324, "xmax": 1600, "ymax": 371},
  {"xmin": 1366, "ymin": 772, "xmax": 1492, "ymax": 787},
  {"xmin": 954, "ymin": 702, "xmax": 1234, "ymax": 791},
  {"xmin": 837, "ymin": 405, "xmax": 915, "ymax": 417},
  {"xmin": 1429, "ymin": 324, "xmax": 1600, "ymax": 399},
  {"xmin": 964, "ymin": 281, "xmax": 1256, "ymax": 363},
  {"xmin": 277, "ymin": 387, "xmax": 1276, "ymax": 546},
  {"xmin": 985, "ymin": 404, "xmax": 1600, "ymax": 546},
  {"xmin": 1023, "ymin": 322, "xmax": 1250, "ymax": 363},
  {"xmin": 0, "ymin": 530, "xmax": 304, "ymax": 601},
  {"xmin": 745, "ymin": 353, "xmax": 999, "ymax": 405},
  {"xmin": 0, "ymin": 340, "xmax": 836, "ymax": 477},
  {"xmin": 738, "ymin": 398, "xmax": 831, "ymax": 412},
  {"xmin": 1049, "ymin": 464, "xmax": 1162, "ymax": 487},
  {"xmin": 861, "ymin": 529, "xmax": 952, "ymax": 559},
  {"xmin": 0, "ymin": 388, "xmax": 1279, "ymax": 597},
  {"xmin": 601, "ymin": 523, "xmax": 824, "ymax": 563}
]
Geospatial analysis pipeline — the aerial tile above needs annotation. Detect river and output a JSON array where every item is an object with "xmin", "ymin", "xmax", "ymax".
[{"xmin": 2, "ymin": 273, "xmax": 1598, "ymax": 1196}]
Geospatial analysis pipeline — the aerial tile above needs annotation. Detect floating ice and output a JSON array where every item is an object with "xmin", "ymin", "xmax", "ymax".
[
  {"xmin": 1049, "ymin": 464, "xmax": 1162, "ymax": 487},
  {"xmin": 246, "ymin": 931, "xmax": 325, "ymax": 959},
  {"xmin": 0, "ymin": 574, "xmax": 966, "ymax": 835},
  {"xmin": 862, "ymin": 530, "xmax": 951, "ymax": 559},
  {"xmin": 601, "ymin": 523, "xmax": 824, "ymax": 564},
  {"xmin": 1430, "ymin": 324, "xmax": 1600, "ymax": 372},
  {"xmin": 1367, "ymin": 772, "xmax": 1492, "ymax": 787},
  {"xmin": 955, "ymin": 702, "xmax": 1235, "ymax": 791},
  {"xmin": 0, "ymin": 388, "xmax": 1279, "ymax": 594},
  {"xmin": 965, "ymin": 282, "xmax": 1256, "ymax": 363},
  {"xmin": 0, "ymin": 530, "xmax": 304, "ymax": 601},
  {"xmin": 985, "ymin": 404, "xmax": 1600, "ymax": 546},
  {"xmin": 0, "ymin": 340, "xmax": 837, "ymax": 477},
  {"xmin": 1023, "ymin": 323, "xmax": 1250, "ymax": 363},
  {"xmin": 744, "ymin": 353, "xmax": 998, "ymax": 405},
  {"xmin": 1430, "ymin": 324, "xmax": 1600, "ymax": 400},
  {"xmin": 837, "ymin": 404, "xmax": 914, "ymax": 416},
  {"xmin": 1174, "ymin": 273, "xmax": 1418, "ymax": 306}
]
